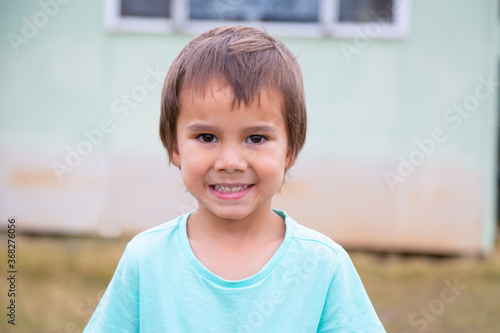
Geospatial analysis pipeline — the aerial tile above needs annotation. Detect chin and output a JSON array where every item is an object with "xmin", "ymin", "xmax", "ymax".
[{"xmin": 210, "ymin": 207, "xmax": 253, "ymax": 221}]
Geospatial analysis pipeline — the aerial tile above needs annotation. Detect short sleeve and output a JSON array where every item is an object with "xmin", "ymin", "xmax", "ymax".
[
  {"xmin": 83, "ymin": 246, "xmax": 140, "ymax": 333},
  {"xmin": 317, "ymin": 247, "xmax": 386, "ymax": 332}
]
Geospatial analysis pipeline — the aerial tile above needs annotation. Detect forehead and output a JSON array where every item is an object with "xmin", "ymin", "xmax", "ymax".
[
  {"xmin": 180, "ymin": 77, "xmax": 283, "ymax": 106},
  {"xmin": 178, "ymin": 80, "xmax": 285, "ymax": 125}
]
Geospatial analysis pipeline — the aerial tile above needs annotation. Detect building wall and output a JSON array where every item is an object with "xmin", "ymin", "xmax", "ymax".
[{"xmin": 0, "ymin": 0, "xmax": 498, "ymax": 254}]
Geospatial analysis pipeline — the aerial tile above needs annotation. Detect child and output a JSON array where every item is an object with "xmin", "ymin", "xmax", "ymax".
[{"xmin": 84, "ymin": 25, "xmax": 385, "ymax": 332}]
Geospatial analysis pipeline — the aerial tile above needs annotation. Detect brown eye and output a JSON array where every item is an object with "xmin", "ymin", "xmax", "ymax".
[
  {"xmin": 197, "ymin": 134, "xmax": 217, "ymax": 143},
  {"xmin": 247, "ymin": 135, "xmax": 266, "ymax": 144}
]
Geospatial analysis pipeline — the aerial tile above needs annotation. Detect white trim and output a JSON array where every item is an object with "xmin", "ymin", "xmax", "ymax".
[
  {"xmin": 103, "ymin": 0, "xmax": 121, "ymax": 31},
  {"xmin": 172, "ymin": 0, "xmax": 188, "ymax": 32},
  {"xmin": 108, "ymin": 17, "xmax": 172, "ymax": 34},
  {"xmin": 320, "ymin": 0, "xmax": 336, "ymax": 35},
  {"xmin": 104, "ymin": 0, "xmax": 411, "ymax": 39}
]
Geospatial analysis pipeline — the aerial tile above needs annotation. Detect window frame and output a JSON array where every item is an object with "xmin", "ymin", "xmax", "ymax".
[{"xmin": 104, "ymin": 0, "xmax": 411, "ymax": 39}]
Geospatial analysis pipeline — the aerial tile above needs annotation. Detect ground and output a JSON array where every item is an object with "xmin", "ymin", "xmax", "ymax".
[{"xmin": 0, "ymin": 234, "xmax": 499, "ymax": 332}]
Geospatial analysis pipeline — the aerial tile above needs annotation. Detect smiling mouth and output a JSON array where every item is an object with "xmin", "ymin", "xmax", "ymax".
[{"xmin": 211, "ymin": 185, "xmax": 253, "ymax": 193}]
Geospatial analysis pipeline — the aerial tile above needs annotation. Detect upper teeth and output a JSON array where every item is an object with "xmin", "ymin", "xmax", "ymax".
[{"xmin": 214, "ymin": 185, "xmax": 249, "ymax": 193}]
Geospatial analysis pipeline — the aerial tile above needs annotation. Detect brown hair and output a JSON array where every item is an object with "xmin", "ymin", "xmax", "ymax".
[{"xmin": 159, "ymin": 25, "xmax": 307, "ymax": 163}]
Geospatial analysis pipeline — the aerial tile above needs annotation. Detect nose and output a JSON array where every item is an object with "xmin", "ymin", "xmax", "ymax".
[{"xmin": 214, "ymin": 143, "xmax": 247, "ymax": 174}]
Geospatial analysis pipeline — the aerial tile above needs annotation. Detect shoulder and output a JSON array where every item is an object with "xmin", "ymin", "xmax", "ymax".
[
  {"xmin": 123, "ymin": 213, "xmax": 185, "ymax": 258},
  {"xmin": 292, "ymin": 222, "xmax": 341, "ymax": 252},
  {"xmin": 283, "ymin": 210, "xmax": 342, "ymax": 255},
  {"xmin": 278, "ymin": 209, "xmax": 347, "ymax": 270},
  {"xmin": 132, "ymin": 215, "xmax": 181, "ymax": 240}
]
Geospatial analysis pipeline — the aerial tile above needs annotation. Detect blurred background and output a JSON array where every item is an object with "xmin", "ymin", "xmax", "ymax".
[{"xmin": 1, "ymin": 0, "xmax": 499, "ymax": 332}]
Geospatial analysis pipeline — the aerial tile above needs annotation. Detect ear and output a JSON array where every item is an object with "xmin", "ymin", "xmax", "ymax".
[
  {"xmin": 171, "ymin": 143, "xmax": 181, "ymax": 168},
  {"xmin": 285, "ymin": 149, "xmax": 296, "ymax": 170}
]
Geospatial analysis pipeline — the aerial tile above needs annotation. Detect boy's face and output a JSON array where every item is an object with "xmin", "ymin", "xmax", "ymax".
[{"xmin": 172, "ymin": 81, "xmax": 294, "ymax": 222}]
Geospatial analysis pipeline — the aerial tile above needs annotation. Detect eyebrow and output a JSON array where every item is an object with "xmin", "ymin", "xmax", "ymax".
[{"xmin": 185, "ymin": 124, "xmax": 279, "ymax": 134}]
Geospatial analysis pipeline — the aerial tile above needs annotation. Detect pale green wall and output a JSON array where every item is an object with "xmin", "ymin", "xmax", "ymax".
[{"xmin": 0, "ymin": 0, "xmax": 498, "ymax": 253}]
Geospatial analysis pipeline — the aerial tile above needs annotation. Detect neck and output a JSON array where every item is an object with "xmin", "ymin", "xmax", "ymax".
[{"xmin": 187, "ymin": 205, "xmax": 285, "ymax": 246}]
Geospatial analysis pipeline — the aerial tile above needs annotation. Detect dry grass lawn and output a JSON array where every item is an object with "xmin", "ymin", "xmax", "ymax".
[{"xmin": 1, "ymin": 234, "xmax": 499, "ymax": 332}]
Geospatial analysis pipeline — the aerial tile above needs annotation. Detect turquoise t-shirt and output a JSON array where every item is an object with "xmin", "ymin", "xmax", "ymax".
[{"xmin": 84, "ymin": 209, "xmax": 386, "ymax": 332}]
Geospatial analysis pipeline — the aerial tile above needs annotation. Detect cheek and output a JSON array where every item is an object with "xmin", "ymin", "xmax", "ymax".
[
  {"xmin": 179, "ymin": 140, "xmax": 207, "ymax": 164},
  {"xmin": 254, "ymin": 150, "xmax": 288, "ymax": 179},
  {"xmin": 179, "ymin": 146, "xmax": 209, "ymax": 180},
  {"xmin": 269, "ymin": 141, "xmax": 289, "ymax": 168}
]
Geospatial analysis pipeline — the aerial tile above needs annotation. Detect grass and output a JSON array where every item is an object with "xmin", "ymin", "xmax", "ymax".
[
  {"xmin": 1, "ymin": 234, "xmax": 499, "ymax": 332},
  {"xmin": 351, "ymin": 248, "xmax": 500, "ymax": 332}
]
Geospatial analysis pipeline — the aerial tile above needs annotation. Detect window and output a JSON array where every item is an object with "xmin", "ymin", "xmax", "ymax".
[
  {"xmin": 339, "ymin": 0, "xmax": 393, "ymax": 22},
  {"xmin": 330, "ymin": 0, "xmax": 410, "ymax": 38},
  {"xmin": 121, "ymin": 0, "xmax": 171, "ymax": 18},
  {"xmin": 105, "ymin": 0, "xmax": 410, "ymax": 39},
  {"xmin": 189, "ymin": 0, "xmax": 319, "ymax": 23},
  {"xmin": 105, "ymin": 0, "xmax": 173, "ymax": 33}
]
